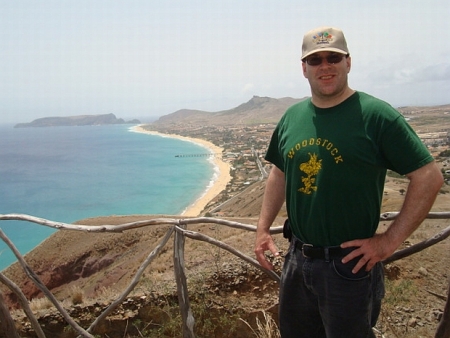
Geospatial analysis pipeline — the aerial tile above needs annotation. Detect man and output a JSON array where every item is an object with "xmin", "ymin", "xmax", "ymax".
[{"xmin": 254, "ymin": 26, "xmax": 443, "ymax": 338}]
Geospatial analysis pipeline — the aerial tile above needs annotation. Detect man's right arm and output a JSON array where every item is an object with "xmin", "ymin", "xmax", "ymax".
[{"xmin": 255, "ymin": 166, "xmax": 286, "ymax": 270}]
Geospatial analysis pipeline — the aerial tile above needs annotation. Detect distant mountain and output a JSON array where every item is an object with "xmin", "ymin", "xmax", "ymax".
[
  {"xmin": 14, "ymin": 113, "xmax": 141, "ymax": 128},
  {"xmin": 153, "ymin": 96, "xmax": 307, "ymax": 127}
]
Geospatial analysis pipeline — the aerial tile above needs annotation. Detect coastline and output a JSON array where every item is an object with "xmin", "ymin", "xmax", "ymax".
[{"xmin": 131, "ymin": 125, "xmax": 232, "ymax": 217}]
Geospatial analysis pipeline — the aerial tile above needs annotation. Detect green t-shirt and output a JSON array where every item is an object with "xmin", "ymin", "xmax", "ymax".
[{"xmin": 266, "ymin": 92, "xmax": 433, "ymax": 246}]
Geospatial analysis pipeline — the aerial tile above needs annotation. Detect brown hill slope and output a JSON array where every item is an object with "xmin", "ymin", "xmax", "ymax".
[
  {"xmin": 1, "ymin": 181, "xmax": 272, "ymax": 306},
  {"xmin": 153, "ymin": 96, "xmax": 306, "ymax": 127}
]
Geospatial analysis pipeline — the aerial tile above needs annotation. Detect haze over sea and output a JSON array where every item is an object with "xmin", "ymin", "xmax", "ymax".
[{"xmin": 0, "ymin": 124, "xmax": 215, "ymax": 271}]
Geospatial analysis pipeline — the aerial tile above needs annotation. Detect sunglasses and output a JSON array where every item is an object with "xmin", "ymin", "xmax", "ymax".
[{"xmin": 304, "ymin": 53, "xmax": 347, "ymax": 66}]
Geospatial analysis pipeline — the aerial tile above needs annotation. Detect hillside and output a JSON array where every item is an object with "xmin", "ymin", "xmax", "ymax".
[
  {"xmin": 152, "ymin": 96, "xmax": 450, "ymax": 131},
  {"xmin": 153, "ymin": 96, "xmax": 306, "ymax": 127}
]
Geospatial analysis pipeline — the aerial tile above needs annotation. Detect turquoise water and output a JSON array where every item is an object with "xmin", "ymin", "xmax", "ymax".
[{"xmin": 0, "ymin": 124, "xmax": 214, "ymax": 271}]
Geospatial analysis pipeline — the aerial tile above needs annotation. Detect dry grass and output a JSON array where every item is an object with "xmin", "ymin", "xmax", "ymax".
[
  {"xmin": 240, "ymin": 311, "xmax": 281, "ymax": 338},
  {"xmin": 29, "ymin": 297, "xmax": 53, "ymax": 312},
  {"xmin": 96, "ymin": 285, "xmax": 121, "ymax": 302},
  {"xmin": 69, "ymin": 285, "xmax": 84, "ymax": 305}
]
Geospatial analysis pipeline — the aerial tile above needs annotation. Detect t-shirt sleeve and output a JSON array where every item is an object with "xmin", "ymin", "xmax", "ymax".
[
  {"xmin": 265, "ymin": 125, "xmax": 285, "ymax": 172},
  {"xmin": 380, "ymin": 115, "xmax": 434, "ymax": 175}
]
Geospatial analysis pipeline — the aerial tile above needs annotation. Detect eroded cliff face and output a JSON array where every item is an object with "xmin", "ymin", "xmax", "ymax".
[
  {"xmin": 2, "ymin": 218, "xmax": 168, "ymax": 308},
  {"xmin": 6, "ymin": 250, "xmax": 126, "ymax": 306}
]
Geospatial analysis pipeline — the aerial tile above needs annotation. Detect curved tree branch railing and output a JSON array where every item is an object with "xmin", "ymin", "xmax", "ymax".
[
  {"xmin": 0, "ymin": 229, "xmax": 94, "ymax": 338},
  {"xmin": 0, "ymin": 212, "xmax": 449, "ymax": 337}
]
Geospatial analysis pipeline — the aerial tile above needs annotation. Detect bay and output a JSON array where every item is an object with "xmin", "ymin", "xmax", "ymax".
[{"xmin": 0, "ymin": 124, "xmax": 214, "ymax": 271}]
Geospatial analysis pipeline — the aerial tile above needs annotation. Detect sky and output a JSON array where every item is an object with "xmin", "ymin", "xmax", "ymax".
[{"xmin": 1, "ymin": 0, "xmax": 449, "ymax": 124}]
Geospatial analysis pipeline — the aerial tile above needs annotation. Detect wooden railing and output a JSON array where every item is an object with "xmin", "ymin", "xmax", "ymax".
[{"xmin": 1, "ymin": 212, "xmax": 450, "ymax": 338}]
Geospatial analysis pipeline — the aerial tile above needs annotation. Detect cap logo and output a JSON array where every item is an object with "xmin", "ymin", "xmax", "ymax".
[
  {"xmin": 301, "ymin": 26, "xmax": 348, "ymax": 60},
  {"xmin": 312, "ymin": 31, "xmax": 333, "ymax": 46}
]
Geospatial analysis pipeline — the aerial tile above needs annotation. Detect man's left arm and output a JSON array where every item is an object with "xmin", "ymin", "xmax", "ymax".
[{"xmin": 341, "ymin": 161, "xmax": 444, "ymax": 273}]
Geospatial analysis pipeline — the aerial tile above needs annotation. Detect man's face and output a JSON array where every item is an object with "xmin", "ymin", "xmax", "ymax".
[{"xmin": 302, "ymin": 51, "xmax": 351, "ymax": 104}]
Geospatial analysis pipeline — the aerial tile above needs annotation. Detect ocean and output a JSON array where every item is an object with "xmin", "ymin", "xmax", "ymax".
[{"xmin": 0, "ymin": 124, "xmax": 215, "ymax": 271}]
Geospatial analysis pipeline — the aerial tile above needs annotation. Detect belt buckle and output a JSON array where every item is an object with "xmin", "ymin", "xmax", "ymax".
[{"xmin": 301, "ymin": 243, "xmax": 313, "ymax": 258}]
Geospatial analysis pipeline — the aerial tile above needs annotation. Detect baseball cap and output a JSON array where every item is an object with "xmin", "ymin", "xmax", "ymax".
[{"xmin": 301, "ymin": 26, "xmax": 349, "ymax": 60}]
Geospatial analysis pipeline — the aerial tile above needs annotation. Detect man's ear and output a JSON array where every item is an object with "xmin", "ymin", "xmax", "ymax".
[
  {"xmin": 301, "ymin": 61, "xmax": 308, "ymax": 78},
  {"xmin": 346, "ymin": 56, "xmax": 352, "ymax": 74}
]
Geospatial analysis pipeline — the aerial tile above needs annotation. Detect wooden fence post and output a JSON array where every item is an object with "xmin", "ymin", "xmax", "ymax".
[
  {"xmin": 0, "ymin": 272, "xmax": 46, "ymax": 338},
  {"xmin": 174, "ymin": 224, "xmax": 195, "ymax": 337},
  {"xmin": 0, "ymin": 290, "xmax": 20, "ymax": 338},
  {"xmin": 435, "ymin": 278, "xmax": 450, "ymax": 338}
]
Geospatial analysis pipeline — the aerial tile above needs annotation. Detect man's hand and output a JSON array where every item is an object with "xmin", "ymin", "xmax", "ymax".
[
  {"xmin": 255, "ymin": 230, "xmax": 280, "ymax": 271},
  {"xmin": 340, "ymin": 233, "xmax": 396, "ymax": 273},
  {"xmin": 254, "ymin": 166, "xmax": 285, "ymax": 270}
]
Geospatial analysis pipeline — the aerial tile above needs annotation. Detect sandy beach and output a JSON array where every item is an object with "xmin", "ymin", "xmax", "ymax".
[{"xmin": 131, "ymin": 125, "xmax": 232, "ymax": 217}]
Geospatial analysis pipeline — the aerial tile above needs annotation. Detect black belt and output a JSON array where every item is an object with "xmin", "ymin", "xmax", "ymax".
[{"xmin": 293, "ymin": 237, "xmax": 354, "ymax": 260}]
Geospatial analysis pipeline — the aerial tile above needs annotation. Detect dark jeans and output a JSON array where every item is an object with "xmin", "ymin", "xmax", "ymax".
[{"xmin": 279, "ymin": 238, "xmax": 385, "ymax": 338}]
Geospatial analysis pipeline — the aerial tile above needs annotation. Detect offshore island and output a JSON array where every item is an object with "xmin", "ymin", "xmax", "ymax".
[{"xmin": 14, "ymin": 113, "xmax": 140, "ymax": 128}]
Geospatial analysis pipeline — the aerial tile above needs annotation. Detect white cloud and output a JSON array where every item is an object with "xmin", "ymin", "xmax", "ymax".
[{"xmin": 241, "ymin": 83, "xmax": 255, "ymax": 95}]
